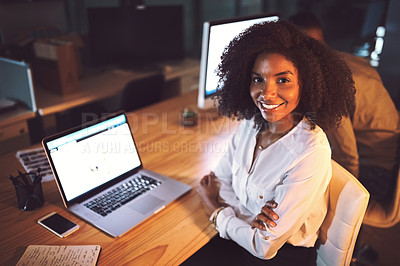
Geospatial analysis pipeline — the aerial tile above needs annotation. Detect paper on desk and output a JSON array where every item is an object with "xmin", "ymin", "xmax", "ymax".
[
  {"xmin": 16, "ymin": 245, "xmax": 101, "ymax": 266},
  {"xmin": 16, "ymin": 147, "xmax": 54, "ymax": 182}
]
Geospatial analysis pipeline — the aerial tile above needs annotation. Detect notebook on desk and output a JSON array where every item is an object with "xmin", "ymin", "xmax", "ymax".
[{"xmin": 42, "ymin": 112, "xmax": 191, "ymax": 237}]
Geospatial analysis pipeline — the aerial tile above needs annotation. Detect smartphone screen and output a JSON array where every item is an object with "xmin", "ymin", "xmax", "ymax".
[{"xmin": 38, "ymin": 212, "xmax": 79, "ymax": 237}]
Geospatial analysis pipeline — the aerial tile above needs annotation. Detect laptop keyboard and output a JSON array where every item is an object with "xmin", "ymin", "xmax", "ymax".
[{"xmin": 84, "ymin": 174, "xmax": 162, "ymax": 217}]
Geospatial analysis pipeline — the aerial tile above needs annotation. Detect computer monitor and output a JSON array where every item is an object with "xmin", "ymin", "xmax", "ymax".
[
  {"xmin": 0, "ymin": 57, "xmax": 37, "ymax": 112},
  {"xmin": 87, "ymin": 6, "xmax": 184, "ymax": 67},
  {"xmin": 197, "ymin": 14, "xmax": 279, "ymax": 109}
]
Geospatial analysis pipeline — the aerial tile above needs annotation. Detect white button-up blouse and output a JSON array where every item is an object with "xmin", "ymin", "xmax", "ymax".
[{"xmin": 213, "ymin": 118, "xmax": 332, "ymax": 260}]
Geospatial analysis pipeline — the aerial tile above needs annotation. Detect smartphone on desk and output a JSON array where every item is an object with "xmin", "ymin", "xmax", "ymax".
[{"xmin": 38, "ymin": 212, "xmax": 79, "ymax": 238}]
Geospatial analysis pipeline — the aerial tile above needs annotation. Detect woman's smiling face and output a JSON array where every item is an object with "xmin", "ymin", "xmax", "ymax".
[{"xmin": 250, "ymin": 52, "xmax": 301, "ymax": 129}]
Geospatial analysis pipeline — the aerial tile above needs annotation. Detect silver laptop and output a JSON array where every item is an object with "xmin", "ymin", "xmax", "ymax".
[{"xmin": 42, "ymin": 112, "xmax": 191, "ymax": 237}]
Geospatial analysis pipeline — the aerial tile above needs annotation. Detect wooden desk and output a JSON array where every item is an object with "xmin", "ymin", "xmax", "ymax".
[
  {"xmin": 0, "ymin": 90, "xmax": 239, "ymax": 265},
  {"xmin": 35, "ymin": 68, "xmax": 158, "ymax": 116},
  {"xmin": 35, "ymin": 58, "xmax": 200, "ymax": 116},
  {"xmin": 0, "ymin": 106, "xmax": 35, "ymax": 139},
  {"xmin": 0, "ymin": 106, "xmax": 35, "ymax": 155}
]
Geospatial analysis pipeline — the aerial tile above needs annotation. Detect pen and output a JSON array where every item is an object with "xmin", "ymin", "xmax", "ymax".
[
  {"xmin": 18, "ymin": 170, "xmax": 31, "ymax": 186},
  {"xmin": 9, "ymin": 175, "xmax": 23, "ymax": 187},
  {"xmin": 32, "ymin": 173, "xmax": 42, "ymax": 186}
]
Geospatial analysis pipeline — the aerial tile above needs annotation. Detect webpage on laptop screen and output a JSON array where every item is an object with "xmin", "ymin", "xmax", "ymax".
[{"xmin": 47, "ymin": 116, "xmax": 141, "ymax": 201}]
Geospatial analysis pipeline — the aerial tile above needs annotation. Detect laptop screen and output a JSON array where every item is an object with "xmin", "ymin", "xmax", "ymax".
[{"xmin": 45, "ymin": 114, "xmax": 141, "ymax": 201}]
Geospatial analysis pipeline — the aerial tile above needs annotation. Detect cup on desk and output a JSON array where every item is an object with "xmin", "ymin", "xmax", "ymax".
[{"xmin": 9, "ymin": 170, "xmax": 44, "ymax": 211}]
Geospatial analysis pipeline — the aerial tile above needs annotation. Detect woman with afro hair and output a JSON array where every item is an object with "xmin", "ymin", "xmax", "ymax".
[{"xmin": 188, "ymin": 19, "xmax": 356, "ymax": 266}]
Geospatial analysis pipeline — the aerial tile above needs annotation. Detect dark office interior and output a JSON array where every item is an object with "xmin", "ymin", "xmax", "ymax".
[
  {"xmin": 1, "ymin": 0, "xmax": 399, "ymax": 104},
  {"xmin": 0, "ymin": 0, "xmax": 399, "ymax": 265},
  {"xmin": 1, "ymin": 0, "xmax": 399, "ymax": 103}
]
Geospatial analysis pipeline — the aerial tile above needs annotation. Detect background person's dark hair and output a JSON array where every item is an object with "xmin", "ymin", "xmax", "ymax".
[
  {"xmin": 215, "ymin": 20, "xmax": 355, "ymax": 131},
  {"xmin": 287, "ymin": 11, "xmax": 323, "ymax": 31}
]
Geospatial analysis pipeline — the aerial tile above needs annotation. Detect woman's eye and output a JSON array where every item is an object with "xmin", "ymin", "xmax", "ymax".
[
  {"xmin": 277, "ymin": 77, "xmax": 290, "ymax": 84},
  {"xmin": 253, "ymin": 77, "xmax": 263, "ymax": 83}
]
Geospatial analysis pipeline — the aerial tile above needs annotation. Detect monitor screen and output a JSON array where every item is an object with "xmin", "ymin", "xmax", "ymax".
[
  {"xmin": 87, "ymin": 6, "xmax": 184, "ymax": 67},
  {"xmin": 198, "ymin": 14, "xmax": 279, "ymax": 109},
  {"xmin": 0, "ymin": 57, "xmax": 37, "ymax": 112}
]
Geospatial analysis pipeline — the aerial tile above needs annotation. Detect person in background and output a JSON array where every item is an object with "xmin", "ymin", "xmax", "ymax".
[
  {"xmin": 289, "ymin": 11, "xmax": 400, "ymax": 203},
  {"xmin": 184, "ymin": 20, "xmax": 355, "ymax": 265}
]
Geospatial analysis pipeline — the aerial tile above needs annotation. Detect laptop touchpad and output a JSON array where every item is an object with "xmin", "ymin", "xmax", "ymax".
[{"xmin": 130, "ymin": 195, "xmax": 165, "ymax": 215}]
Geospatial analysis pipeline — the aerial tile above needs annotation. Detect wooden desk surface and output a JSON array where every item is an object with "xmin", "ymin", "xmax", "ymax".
[{"xmin": 0, "ymin": 90, "xmax": 239, "ymax": 265}]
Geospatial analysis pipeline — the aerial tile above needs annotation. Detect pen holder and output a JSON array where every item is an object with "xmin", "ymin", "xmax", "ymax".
[{"xmin": 9, "ymin": 171, "xmax": 44, "ymax": 211}]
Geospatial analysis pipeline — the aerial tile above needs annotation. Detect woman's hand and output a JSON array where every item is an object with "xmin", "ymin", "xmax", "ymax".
[
  {"xmin": 197, "ymin": 172, "xmax": 223, "ymax": 216},
  {"xmin": 251, "ymin": 201, "xmax": 279, "ymax": 230}
]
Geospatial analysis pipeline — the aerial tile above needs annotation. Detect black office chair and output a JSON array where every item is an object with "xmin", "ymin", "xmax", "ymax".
[
  {"xmin": 120, "ymin": 73, "xmax": 164, "ymax": 112},
  {"xmin": 55, "ymin": 101, "xmax": 107, "ymax": 132},
  {"xmin": 352, "ymin": 133, "xmax": 400, "ymax": 265}
]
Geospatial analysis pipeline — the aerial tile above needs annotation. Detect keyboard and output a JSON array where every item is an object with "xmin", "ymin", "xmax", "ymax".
[{"xmin": 84, "ymin": 174, "xmax": 161, "ymax": 217}]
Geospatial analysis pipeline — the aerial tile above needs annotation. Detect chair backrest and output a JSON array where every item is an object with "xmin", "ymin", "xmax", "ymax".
[
  {"xmin": 316, "ymin": 160, "xmax": 370, "ymax": 266},
  {"xmin": 121, "ymin": 73, "xmax": 164, "ymax": 112}
]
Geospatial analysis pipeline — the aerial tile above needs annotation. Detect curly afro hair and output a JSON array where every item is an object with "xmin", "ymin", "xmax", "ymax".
[{"xmin": 215, "ymin": 20, "xmax": 355, "ymax": 131}]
